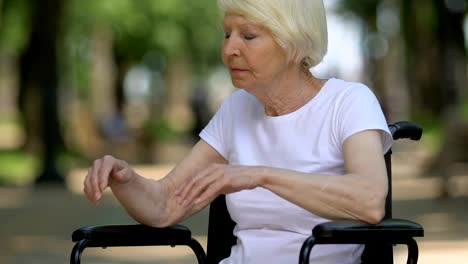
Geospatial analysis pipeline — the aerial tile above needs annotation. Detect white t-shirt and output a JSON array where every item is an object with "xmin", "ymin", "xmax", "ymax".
[{"xmin": 199, "ymin": 78, "xmax": 393, "ymax": 264}]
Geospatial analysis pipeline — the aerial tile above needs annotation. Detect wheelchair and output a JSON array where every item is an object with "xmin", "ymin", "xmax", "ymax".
[{"xmin": 71, "ymin": 121, "xmax": 424, "ymax": 264}]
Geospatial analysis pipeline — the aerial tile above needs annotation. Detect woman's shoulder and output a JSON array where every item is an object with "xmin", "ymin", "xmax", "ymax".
[
  {"xmin": 327, "ymin": 78, "xmax": 373, "ymax": 94},
  {"xmin": 324, "ymin": 78, "xmax": 378, "ymax": 101}
]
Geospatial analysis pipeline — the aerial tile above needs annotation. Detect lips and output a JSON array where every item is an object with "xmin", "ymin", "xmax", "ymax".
[
  {"xmin": 229, "ymin": 69, "xmax": 249, "ymax": 78},
  {"xmin": 230, "ymin": 67, "xmax": 248, "ymax": 73}
]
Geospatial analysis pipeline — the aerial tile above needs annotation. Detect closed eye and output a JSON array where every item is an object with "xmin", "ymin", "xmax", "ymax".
[
  {"xmin": 223, "ymin": 32, "xmax": 257, "ymax": 40},
  {"xmin": 243, "ymin": 34, "xmax": 257, "ymax": 40}
]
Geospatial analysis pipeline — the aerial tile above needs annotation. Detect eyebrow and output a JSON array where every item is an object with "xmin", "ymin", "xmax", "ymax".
[{"xmin": 223, "ymin": 20, "xmax": 262, "ymax": 32}]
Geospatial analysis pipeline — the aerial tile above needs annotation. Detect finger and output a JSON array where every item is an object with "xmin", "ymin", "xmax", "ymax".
[
  {"xmin": 97, "ymin": 156, "xmax": 114, "ymax": 192},
  {"xmin": 177, "ymin": 173, "xmax": 205, "ymax": 206},
  {"xmin": 113, "ymin": 167, "xmax": 128, "ymax": 184},
  {"xmin": 90, "ymin": 159, "xmax": 102, "ymax": 202},
  {"xmin": 182, "ymin": 176, "xmax": 212, "ymax": 207},
  {"xmin": 175, "ymin": 174, "xmax": 200, "ymax": 203},
  {"xmin": 83, "ymin": 168, "xmax": 93, "ymax": 201},
  {"xmin": 176, "ymin": 178, "xmax": 196, "ymax": 206},
  {"xmin": 86, "ymin": 163, "xmax": 98, "ymax": 202},
  {"xmin": 194, "ymin": 178, "xmax": 225, "ymax": 206},
  {"xmin": 183, "ymin": 168, "xmax": 222, "ymax": 207},
  {"xmin": 177, "ymin": 167, "xmax": 211, "ymax": 204},
  {"xmin": 113, "ymin": 159, "xmax": 131, "ymax": 183},
  {"xmin": 178, "ymin": 164, "xmax": 219, "ymax": 201}
]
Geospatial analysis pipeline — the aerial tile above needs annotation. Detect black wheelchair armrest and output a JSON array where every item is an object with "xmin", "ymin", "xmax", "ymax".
[
  {"xmin": 71, "ymin": 224, "xmax": 207, "ymax": 264},
  {"xmin": 312, "ymin": 218, "xmax": 423, "ymax": 244},
  {"xmin": 72, "ymin": 224, "xmax": 192, "ymax": 247},
  {"xmin": 299, "ymin": 219, "xmax": 423, "ymax": 264}
]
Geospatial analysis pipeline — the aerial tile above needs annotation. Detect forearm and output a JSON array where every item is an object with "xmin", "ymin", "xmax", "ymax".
[
  {"xmin": 110, "ymin": 170, "xmax": 211, "ymax": 228},
  {"xmin": 110, "ymin": 172, "xmax": 172, "ymax": 227},
  {"xmin": 258, "ymin": 167, "xmax": 387, "ymax": 224}
]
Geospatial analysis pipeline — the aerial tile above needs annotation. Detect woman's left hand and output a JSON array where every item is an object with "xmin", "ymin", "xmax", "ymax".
[{"xmin": 175, "ymin": 164, "xmax": 263, "ymax": 208}]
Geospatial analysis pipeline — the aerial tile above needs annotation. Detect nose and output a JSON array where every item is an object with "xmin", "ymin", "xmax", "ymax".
[{"xmin": 222, "ymin": 35, "xmax": 241, "ymax": 57}]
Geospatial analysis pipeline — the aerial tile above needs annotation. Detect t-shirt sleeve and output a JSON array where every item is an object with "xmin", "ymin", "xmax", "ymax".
[
  {"xmin": 336, "ymin": 84, "xmax": 393, "ymax": 153},
  {"xmin": 199, "ymin": 96, "xmax": 232, "ymax": 160}
]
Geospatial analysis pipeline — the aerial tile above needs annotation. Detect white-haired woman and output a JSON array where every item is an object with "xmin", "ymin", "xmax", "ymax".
[{"xmin": 83, "ymin": 0, "xmax": 392, "ymax": 263}]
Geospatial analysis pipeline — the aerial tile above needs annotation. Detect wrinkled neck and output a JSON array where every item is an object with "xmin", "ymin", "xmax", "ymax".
[{"xmin": 259, "ymin": 69, "xmax": 325, "ymax": 116}]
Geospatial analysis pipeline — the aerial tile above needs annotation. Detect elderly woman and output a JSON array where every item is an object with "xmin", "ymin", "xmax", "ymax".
[{"xmin": 83, "ymin": 0, "xmax": 392, "ymax": 263}]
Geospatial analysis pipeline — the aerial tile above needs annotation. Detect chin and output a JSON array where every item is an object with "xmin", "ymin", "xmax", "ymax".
[
  {"xmin": 231, "ymin": 78, "xmax": 252, "ymax": 90},
  {"xmin": 230, "ymin": 79, "xmax": 244, "ymax": 88}
]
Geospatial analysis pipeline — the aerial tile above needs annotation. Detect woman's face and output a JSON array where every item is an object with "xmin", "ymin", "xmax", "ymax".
[{"xmin": 222, "ymin": 13, "xmax": 289, "ymax": 90}]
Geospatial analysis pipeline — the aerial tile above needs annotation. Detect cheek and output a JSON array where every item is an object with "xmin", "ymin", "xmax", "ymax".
[
  {"xmin": 251, "ymin": 49, "xmax": 287, "ymax": 76},
  {"xmin": 221, "ymin": 49, "xmax": 228, "ymax": 65}
]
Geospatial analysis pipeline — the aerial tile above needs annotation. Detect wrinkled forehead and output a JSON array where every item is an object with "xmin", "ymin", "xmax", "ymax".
[
  {"xmin": 222, "ymin": 12, "xmax": 265, "ymax": 31},
  {"xmin": 223, "ymin": 13, "xmax": 249, "ymax": 25}
]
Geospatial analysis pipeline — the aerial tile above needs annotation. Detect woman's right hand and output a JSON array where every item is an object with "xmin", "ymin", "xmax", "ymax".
[{"xmin": 83, "ymin": 155, "xmax": 135, "ymax": 204}]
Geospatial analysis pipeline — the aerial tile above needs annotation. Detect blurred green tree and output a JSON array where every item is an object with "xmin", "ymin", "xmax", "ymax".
[
  {"xmin": 401, "ymin": 0, "xmax": 466, "ymax": 119},
  {"xmin": 340, "ymin": 0, "xmax": 467, "ymax": 197},
  {"xmin": 411, "ymin": 0, "xmax": 467, "ymax": 197},
  {"xmin": 1, "ymin": 0, "xmax": 224, "ymax": 184},
  {"xmin": 61, "ymin": 0, "xmax": 222, "ymax": 162},
  {"xmin": 340, "ymin": 0, "xmax": 466, "ymax": 120},
  {"xmin": 17, "ymin": 0, "xmax": 66, "ymax": 184}
]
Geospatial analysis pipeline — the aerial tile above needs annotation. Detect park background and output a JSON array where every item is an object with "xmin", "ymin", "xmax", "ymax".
[{"xmin": 0, "ymin": 0, "xmax": 467, "ymax": 263}]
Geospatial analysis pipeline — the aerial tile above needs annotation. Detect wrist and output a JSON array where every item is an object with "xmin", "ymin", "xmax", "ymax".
[{"xmin": 254, "ymin": 166, "xmax": 269, "ymax": 187}]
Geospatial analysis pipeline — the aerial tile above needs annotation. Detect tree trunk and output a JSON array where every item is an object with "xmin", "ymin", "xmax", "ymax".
[
  {"xmin": 18, "ymin": 0, "xmax": 65, "ymax": 184},
  {"xmin": 434, "ymin": 0, "xmax": 465, "ymax": 108},
  {"xmin": 90, "ymin": 25, "xmax": 117, "ymax": 131},
  {"xmin": 424, "ymin": 0, "xmax": 467, "ymax": 197},
  {"xmin": 401, "ymin": 0, "xmax": 447, "ymax": 119}
]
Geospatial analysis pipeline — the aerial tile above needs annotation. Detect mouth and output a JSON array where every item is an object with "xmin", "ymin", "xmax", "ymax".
[{"xmin": 229, "ymin": 68, "xmax": 248, "ymax": 73}]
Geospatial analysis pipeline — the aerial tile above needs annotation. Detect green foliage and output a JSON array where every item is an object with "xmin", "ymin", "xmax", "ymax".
[
  {"xmin": 65, "ymin": 0, "xmax": 222, "ymax": 64},
  {"xmin": 337, "ymin": 0, "xmax": 379, "ymax": 21},
  {"xmin": 462, "ymin": 100, "xmax": 468, "ymax": 118},
  {"xmin": 0, "ymin": 150, "xmax": 88, "ymax": 186},
  {"xmin": 0, "ymin": 0, "xmax": 31, "ymax": 52},
  {"xmin": 411, "ymin": 115, "xmax": 443, "ymax": 153},
  {"xmin": 145, "ymin": 119, "xmax": 187, "ymax": 141},
  {"xmin": 56, "ymin": 149, "xmax": 87, "ymax": 176},
  {"xmin": 61, "ymin": 0, "xmax": 223, "ymax": 95},
  {"xmin": 0, "ymin": 150, "xmax": 38, "ymax": 186}
]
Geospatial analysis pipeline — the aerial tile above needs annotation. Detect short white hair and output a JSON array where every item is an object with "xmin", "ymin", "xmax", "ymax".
[{"xmin": 218, "ymin": 0, "xmax": 328, "ymax": 68}]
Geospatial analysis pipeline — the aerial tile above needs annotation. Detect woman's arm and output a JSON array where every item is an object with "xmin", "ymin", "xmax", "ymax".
[
  {"xmin": 259, "ymin": 129, "xmax": 388, "ymax": 224},
  {"xmin": 83, "ymin": 139, "xmax": 227, "ymax": 227},
  {"xmin": 178, "ymin": 129, "xmax": 388, "ymax": 224}
]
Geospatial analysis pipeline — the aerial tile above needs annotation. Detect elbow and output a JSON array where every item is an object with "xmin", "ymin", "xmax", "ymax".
[
  {"xmin": 137, "ymin": 214, "xmax": 173, "ymax": 228},
  {"xmin": 148, "ymin": 209, "xmax": 176, "ymax": 228},
  {"xmin": 364, "ymin": 206, "xmax": 385, "ymax": 224},
  {"xmin": 153, "ymin": 215, "xmax": 178, "ymax": 228},
  {"xmin": 362, "ymin": 179, "xmax": 388, "ymax": 224},
  {"xmin": 129, "ymin": 206, "xmax": 174, "ymax": 228},
  {"xmin": 363, "ymin": 194, "xmax": 386, "ymax": 224}
]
